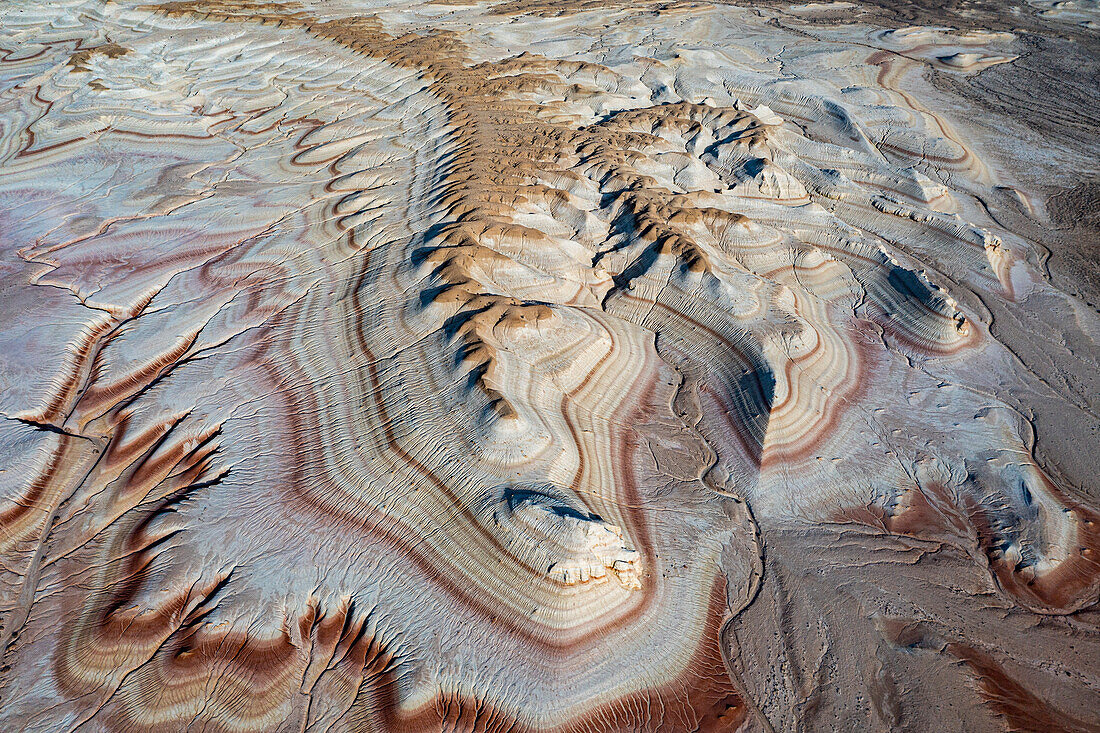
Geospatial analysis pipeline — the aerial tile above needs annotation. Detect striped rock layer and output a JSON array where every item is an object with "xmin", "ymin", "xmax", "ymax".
[{"xmin": 0, "ymin": 1, "xmax": 1097, "ymax": 731}]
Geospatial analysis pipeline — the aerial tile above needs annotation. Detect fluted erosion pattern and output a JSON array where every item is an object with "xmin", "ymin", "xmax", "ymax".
[{"xmin": 1, "ymin": 0, "xmax": 1099, "ymax": 730}]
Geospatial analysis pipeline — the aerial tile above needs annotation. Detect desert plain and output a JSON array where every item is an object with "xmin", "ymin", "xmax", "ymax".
[{"xmin": 0, "ymin": 0, "xmax": 1099, "ymax": 731}]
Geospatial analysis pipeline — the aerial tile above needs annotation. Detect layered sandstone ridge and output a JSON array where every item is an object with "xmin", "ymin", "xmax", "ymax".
[{"xmin": 0, "ymin": 1, "xmax": 1097, "ymax": 731}]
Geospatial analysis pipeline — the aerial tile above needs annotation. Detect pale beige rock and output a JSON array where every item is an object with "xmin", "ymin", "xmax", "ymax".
[{"xmin": 0, "ymin": 1, "xmax": 1097, "ymax": 731}]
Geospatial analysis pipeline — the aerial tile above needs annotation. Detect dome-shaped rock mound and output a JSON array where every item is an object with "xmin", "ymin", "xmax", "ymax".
[{"xmin": 0, "ymin": 1, "xmax": 1098, "ymax": 731}]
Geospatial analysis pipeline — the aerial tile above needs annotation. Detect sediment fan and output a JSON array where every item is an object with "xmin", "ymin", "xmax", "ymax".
[{"xmin": 0, "ymin": 1, "xmax": 1097, "ymax": 731}]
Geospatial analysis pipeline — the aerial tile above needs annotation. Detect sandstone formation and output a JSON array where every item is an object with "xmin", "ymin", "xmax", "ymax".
[{"xmin": 0, "ymin": 1, "xmax": 1098, "ymax": 731}]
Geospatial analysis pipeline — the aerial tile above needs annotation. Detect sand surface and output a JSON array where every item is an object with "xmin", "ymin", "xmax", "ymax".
[{"xmin": 0, "ymin": 1, "xmax": 1098, "ymax": 730}]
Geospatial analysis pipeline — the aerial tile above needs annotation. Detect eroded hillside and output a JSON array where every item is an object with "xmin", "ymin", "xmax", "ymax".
[{"xmin": 0, "ymin": 1, "xmax": 1098, "ymax": 731}]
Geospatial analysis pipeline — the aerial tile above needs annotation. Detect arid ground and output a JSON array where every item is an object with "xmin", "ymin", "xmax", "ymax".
[{"xmin": 1, "ymin": 1, "xmax": 1098, "ymax": 730}]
